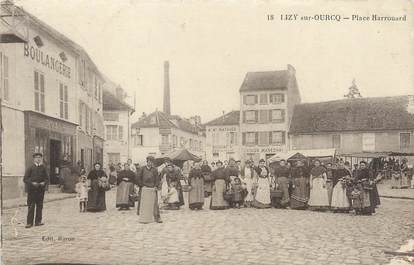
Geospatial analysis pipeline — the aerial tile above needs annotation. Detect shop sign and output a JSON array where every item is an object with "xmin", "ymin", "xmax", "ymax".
[{"xmin": 243, "ymin": 146, "xmax": 284, "ymax": 154}]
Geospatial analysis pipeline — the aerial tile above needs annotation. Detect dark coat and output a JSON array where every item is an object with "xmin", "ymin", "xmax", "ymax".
[{"xmin": 24, "ymin": 164, "xmax": 49, "ymax": 192}]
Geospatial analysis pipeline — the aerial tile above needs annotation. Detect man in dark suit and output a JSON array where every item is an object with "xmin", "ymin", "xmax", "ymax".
[{"xmin": 24, "ymin": 153, "xmax": 49, "ymax": 228}]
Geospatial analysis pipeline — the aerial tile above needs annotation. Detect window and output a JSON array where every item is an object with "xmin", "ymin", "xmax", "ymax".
[
  {"xmin": 400, "ymin": 133, "xmax": 411, "ymax": 149},
  {"xmin": 85, "ymin": 107, "xmax": 89, "ymax": 132},
  {"xmin": 258, "ymin": 131, "xmax": 269, "ymax": 146},
  {"xmin": 271, "ymin": 131, "xmax": 285, "ymax": 145},
  {"xmin": 79, "ymin": 102, "xmax": 84, "ymax": 128},
  {"xmin": 103, "ymin": 112, "xmax": 119, "ymax": 121},
  {"xmin": 118, "ymin": 126, "xmax": 123, "ymax": 141},
  {"xmin": 332, "ymin": 134, "xmax": 341, "ymax": 149},
  {"xmin": 79, "ymin": 59, "xmax": 86, "ymax": 87},
  {"xmin": 228, "ymin": 132, "xmax": 237, "ymax": 145},
  {"xmin": 270, "ymin": 93, "xmax": 285, "ymax": 104},
  {"xmin": 362, "ymin": 133, "xmax": 375, "ymax": 151},
  {"xmin": 259, "ymin": 110, "xmax": 269, "ymax": 123},
  {"xmin": 173, "ymin": 135, "xmax": 178, "ymax": 148},
  {"xmin": 106, "ymin": 125, "xmax": 118, "ymax": 140},
  {"xmin": 1, "ymin": 54, "xmax": 9, "ymax": 101},
  {"xmin": 134, "ymin": 135, "xmax": 143, "ymax": 146},
  {"xmin": 161, "ymin": 135, "xmax": 169, "ymax": 145},
  {"xmin": 243, "ymin": 132, "xmax": 257, "ymax": 145},
  {"xmin": 270, "ymin": 109, "xmax": 285, "ymax": 123},
  {"xmin": 89, "ymin": 109, "xmax": 93, "ymax": 133},
  {"xmin": 259, "ymin": 94, "xmax": 268, "ymax": 104},
  {"xmin": 34, "ymin": 71, "xmax": 45, "ymax": 112},
  {"xmin": 180, "ymin": 137, "xmax": 185, "ymax": 147},
  {"xmin": 244, "ymin": 110, "xmax": 257, "ymax": 123},
  {"xmin": 59, "ymin": 83, "xmax": 68, "ymax": 119},
  {"xmin": 243, "ymin": 95, "xmax": 257, "ymax": 105}
]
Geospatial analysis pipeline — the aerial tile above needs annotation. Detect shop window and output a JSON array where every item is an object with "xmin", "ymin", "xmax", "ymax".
[
  {"xmin": 59, "ymin": 83, "xmax": 69, "ymax": 119},
  {"xmin": 34, "ymin": 71, "xmax": 45, "ymax": 112},
  {"xmin": 332, "ymin": 134, "xmax": 341, "ymax": 149},
  {"xmin": 270, "ymin": 93, "xmax": 284, "ymax": 104},
  {"xmin": 228, "ymin": 132, "xmax": 237, "ymax": 146},
  {"xmin": 400, "ymin": 133, "xmax": 411, "ymax": 149},
  {"xmin": 133, "ymin": 135, "xmax": 143, "ymax": 146}
]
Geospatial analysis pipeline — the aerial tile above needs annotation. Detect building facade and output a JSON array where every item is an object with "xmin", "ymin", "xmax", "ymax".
[
  {"xmin": 204, "ymin": 111, "xmax": 240, "ymax": 162},
  {"xmin": 131, "ymin": 111, "xmax": 205, "ymax": 163},
  {"xmin": 239, "ymin": 65, "xmax": 301, "ymax": 162},
  {"xmin": 102, "ymin": 79, "xmax": 134, "ymax": 167},
  {"xmin": 0, "ymin": 3, "xmax": 105, "ymax": 198},
  {"xmin": 289, "ymin": 96, "xmax": 414, "ymax": 161}
]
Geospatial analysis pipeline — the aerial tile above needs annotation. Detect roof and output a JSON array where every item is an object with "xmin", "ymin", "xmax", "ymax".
[
  {"xmin": 268, "ymin": 148, "xmax": 337, "ymax": 163},
  {"xmin": 2, "ymin": 2, "xmax": 104, "ymax": 79},
  {"xmin": 239, "ymin": 70, "xmax": 290, "ymax": 92},
  {"xmin": 102, "ymin": 90, "xmax": 133, "ymax": 111},
  {"xmin": 131, "ymin": 111, "xmax": 203, "ymax": 135},
  {"xmin": 204, "ymin": 111, "xmax": 240, "ymax": 126},
  {"xmin": 289, "ymin": 96, "xmax": 414, "ymax": 134}
]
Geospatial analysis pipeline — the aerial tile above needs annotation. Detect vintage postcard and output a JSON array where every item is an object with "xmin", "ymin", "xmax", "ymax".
[{"xmin": 1, "ymin": 0, "xmax": 413, "ymax": 264}]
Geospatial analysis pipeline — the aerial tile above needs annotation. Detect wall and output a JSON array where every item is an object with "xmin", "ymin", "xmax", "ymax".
[
  {"xmin": 130, "ymin": 127, "xmax": 160, "ymax": 164},
  {"xmin": 103, "ymin": 110, "xmax": 130, "ymax": 167},
  {"xmin": 170, "ymin": 127, "xmax": 206, "ymax": 159},
  {"xmin": 205, "ymin": 125, "xmax": 240, "ymax": 162}
]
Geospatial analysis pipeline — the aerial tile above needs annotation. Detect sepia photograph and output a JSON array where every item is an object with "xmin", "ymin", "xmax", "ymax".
[{"xmin": 0, "ymin": 0, "xmax": 413, "ymax": 264}]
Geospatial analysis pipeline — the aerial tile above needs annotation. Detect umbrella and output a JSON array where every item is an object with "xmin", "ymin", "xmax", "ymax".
[{"xmin": 154, "ymin": 149, "xmax": 202, "ymax": 167}]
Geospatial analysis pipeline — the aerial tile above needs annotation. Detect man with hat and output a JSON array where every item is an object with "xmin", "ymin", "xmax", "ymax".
[
  {"xmin": 136, "ymin": 156, "xmax": 162, "ymax": 223},
  {"xmin": 23, "ymin": 153, "xmax": 49, "ymax": 228}
]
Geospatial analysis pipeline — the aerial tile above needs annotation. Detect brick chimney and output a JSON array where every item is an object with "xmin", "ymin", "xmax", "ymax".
[{"xmin": 163, "ymin": 61, "xmax": 171, "ymax": 115}]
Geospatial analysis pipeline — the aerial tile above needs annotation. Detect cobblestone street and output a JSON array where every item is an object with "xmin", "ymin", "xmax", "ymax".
[{"xmin": 2, "ymin": 190, "xmax": 414, "ymax": 265}]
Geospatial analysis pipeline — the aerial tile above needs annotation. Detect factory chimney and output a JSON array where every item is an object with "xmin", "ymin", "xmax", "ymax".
[{"xmin": 163, "ymin": 61, "xmax": 171, "ymax": 115}]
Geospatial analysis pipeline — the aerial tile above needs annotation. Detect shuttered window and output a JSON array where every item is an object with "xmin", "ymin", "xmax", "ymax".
[
  {"xmin": 259, "ymin": 110, "xmax": 269, "ymax": 123},
  {"xmin": 270, "ymin": 109, "xmax": 285, "ymax": 123},
  {"xmin": 243, "ymin": 95, "xmax": 258, "ymax": 105},
  {"xmin": 258, "ymin": 131, "xmax": 269, "ymax": 146},
  {"xmin": 270, "ymin": 131, "xmax": 285, "ymax": 144},
  {"xmin": 245, "ymin": 132, "xmax": 257, "ymax": 145},
  {"xmin": 270, "ymin": 93, "xmax": 284, "ymax": 104},
  {"xmin": 244, "ymin": 110, "xmax": 257, "ymax": 123},
  {"xmin": 259, "ymin": 94, "xmax": 268, "ymax": 104}
]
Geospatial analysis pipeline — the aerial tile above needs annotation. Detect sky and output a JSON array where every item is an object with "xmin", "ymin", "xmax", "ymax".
[{"xmin": 16, "ymin": 0, "xmax": 414, "ymax": 123}]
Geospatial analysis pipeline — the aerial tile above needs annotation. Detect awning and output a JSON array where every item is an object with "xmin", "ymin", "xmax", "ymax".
[
  {"xmin": 154, "ymin": 148, "xmax": 202, "ymax": 167},
  {"xmin": 267, "ymin": 148, "xmax": 336, "ymax": 163}
]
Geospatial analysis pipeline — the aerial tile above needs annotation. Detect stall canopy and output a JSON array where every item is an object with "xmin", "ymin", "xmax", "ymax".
[
  {"xmin": 268, "ymin": 148, "xmax": 336, "ymax": 163},
  {"xmin": 155, "ymin": 149, "xmax": 202, "ymax": 167},
  {"xmin": 339, "ymin": 151, "xmax": 414, "ymax": 158}
]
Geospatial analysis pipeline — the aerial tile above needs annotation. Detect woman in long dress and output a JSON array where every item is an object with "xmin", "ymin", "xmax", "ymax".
[
  {"xmin": 188, "ymin": 162, "xmax": 205, "ymax": 210},
  {"xmin": 166, "ymin": 165, "xmax": 185, "ymax": 207},
  {"xmin": 252, "ymin": 159, "xmax": 271, "ymax": 209},
  {"xmin": 115, "ymin": 163, "xmax": 136, "ymax": 210},
  {"xmin": 290, "ymin": 160, "xmax": 309, "ymax": 210},
  {"xmin": 353, "ymin": 161, "xmax": 375, "ymax": 215},
  {"xmin": 330, "ymin": 161, "xmax": 351, "ymax": 213},
  {"xmin": 210, "ymin": 161, "xmax": 230, "ymax": 210},
  {"xmin": 87, "ymin": 162, "xmax": 108, "ymax": 212},
  {"xmin": 201, "ymin": 161, "xmax": 213, "ymax": 197},
  {"xmin": 274, "ymin": 159, "xmax": 291, "ymax": 208},
  {"xmin": 308, "ymin": 159, "xmax": 330, "ymax": 211},
  {"xmin": 240, "ymin": 160, "xmax": 256, "ymax": 207}
]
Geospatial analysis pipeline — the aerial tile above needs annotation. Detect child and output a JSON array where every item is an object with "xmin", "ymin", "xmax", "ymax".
[
  {"xmin": 351, "ymin": 186, "xmax": 363, "ymax": 215},
  {"xmin": 167, "ymin": 182, "xmax": 180, "ymax": 210},
  {"xmin": 75, "ymin": 173, "xmax": 89, "ymax": 212},
  {"xmin": 231, "ymin": 177, "xmax": 243, "ymax": 209}
]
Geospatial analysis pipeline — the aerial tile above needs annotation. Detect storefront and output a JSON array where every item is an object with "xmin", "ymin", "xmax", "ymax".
[
  {"xmin": 24, "ymin": 111, "xmax": 77, "ymax": 184},
  {"xmin": 242, "ymin": 145, "xmax": 286, "ymax": 164}
]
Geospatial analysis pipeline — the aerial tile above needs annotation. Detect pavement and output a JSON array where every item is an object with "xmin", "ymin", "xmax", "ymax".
[
  {"xmin": 1, "ymin": 189, "xmax": 414, "ymax": 265},
  {"xmin": 377, "ymin": 183, "xmax": 414, "ymax": 200}
]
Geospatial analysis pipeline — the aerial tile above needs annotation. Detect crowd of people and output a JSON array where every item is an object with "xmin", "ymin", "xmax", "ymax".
[{"xmin": 23, "ymin": 152, "xmax": 388, "ymax": 228}]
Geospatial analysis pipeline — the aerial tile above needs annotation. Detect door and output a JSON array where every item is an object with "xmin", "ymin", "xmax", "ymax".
[{"xmin": 49, "ymin": 139, "xmax": 61, "ymax": 184}]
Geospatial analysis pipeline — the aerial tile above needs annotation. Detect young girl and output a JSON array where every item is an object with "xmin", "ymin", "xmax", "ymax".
[
  {"xmin": 231, "ymin": 177, "xmax": 243, "ymax": 209},
  {"xmin": 167, "ymin": 182, "xmax": 180, "ymax": 210},
  {"xmin": 75, "ymin": 172, "xmax": 89, "ymax": 212}
]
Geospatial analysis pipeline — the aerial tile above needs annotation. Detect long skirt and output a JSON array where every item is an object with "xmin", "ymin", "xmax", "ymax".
[
  {"xmin": 87, "ymin": 180, "xmax": 106, "ymax": 212},
  {"xmin": 210, "ymin": 179, "xmax": 229, "ymax": 210},
  {"xmin": 276, "ymin": 177, "xmax": 290, "ymax": 206},
  {"xmin": 175, "ymin": 181, "xmax": 185, "ymax": 206},
  {"xmin": 326, "ymin": 180, "xmax": 334, "ymax": 206},
  {"xmin": 391, "ymin": 173, "xmax": 402, "ymax": 188},
  {"xmin": 331, "ymin": 182, "xmax": 350, "ymax": 211},
  {"xmin": 290, "ymin": 177, "xmax": 309, "ymax": 209},
  {"xmin": 116, "ymin": 181, "xmax": 135, "ymax": 208},
  {"xmin": 253, "ymin": 177, "xmax": 271, "ymax": 209},
  {"xmin": 204, "ymin": 181, "xmax": 212, "ymax": 196},
  {"xmin": 189, "ymin": 178, "xmax": 205, "ymax": 209},
  {"xmin": 138, "ymin": 187, "xmax": 160, "ymax": 223},
  {"xmin": 161, "ymin": 177, "xmax": 169, "ymax": 201},
  {"xmin": 308, "ymin": 177, "xmax": 329, "ymax": 210},
  {"xmin": 361, "ymin": 189, "xmax": 374, "ymax": 215},
  {"xmin": 369, "ymin": 184, "xmax": 380, "ymax": 209}
]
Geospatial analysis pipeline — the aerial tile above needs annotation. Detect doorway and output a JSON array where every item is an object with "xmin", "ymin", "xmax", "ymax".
[{"xmin": 49, "ymin": 139, "xmax": 61, "ymax": 184}]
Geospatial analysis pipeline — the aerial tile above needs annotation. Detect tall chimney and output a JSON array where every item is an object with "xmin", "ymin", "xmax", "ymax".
[{"xmin": 163, "ymin": 61, "xmax": 171, "ymax": 115}]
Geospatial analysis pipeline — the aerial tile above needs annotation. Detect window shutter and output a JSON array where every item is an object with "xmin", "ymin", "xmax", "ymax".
[
  {"xmin": 255, "ymin": 132, "xmax": 258, "ymax": 145},
  {"xmin": 119, "ymin": 126, "xmax": 123, "ymax": 141},
  {"xmin": 242, "ymin": 133, "xmax": 246, "ymax": 145},
  {"xmin": 282, "ymin": 110, "xmax": 286, "ymax": 122},
  {"xmin": 269, "ymin": 131, "xmax": 273, "ymax": 144},
  {"xmin": 255, "ymin": 110, "xmax": 258, "ymax": 123},
  {"xmin": 282, "ymin": 131, "xmax": 286, "ymax": 144},
  {"xmin": 243, "ymin": 95, "xmax": 246, "ymax": 104},
  {"xmin": 243, "ymin": 111, "xmax": 246, "ymax": 122},
  {"xmin": 255, "ymin": 95, "xmax": 258, "ymax": 104},
  {"xmin": 281, "ymin": 94, "xmax": 285, "ymax": 103}
]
